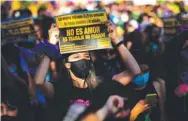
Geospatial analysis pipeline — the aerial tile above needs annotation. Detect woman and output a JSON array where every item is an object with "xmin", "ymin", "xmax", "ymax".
[{"xmin": 34, "ymin": 21, "xmax": 141, "ymax": 121}]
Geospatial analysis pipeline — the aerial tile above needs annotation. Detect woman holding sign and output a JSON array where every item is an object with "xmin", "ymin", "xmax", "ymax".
[{"xmin": 34, "ymin": 21, "xmax": 141, "ymax": 121}]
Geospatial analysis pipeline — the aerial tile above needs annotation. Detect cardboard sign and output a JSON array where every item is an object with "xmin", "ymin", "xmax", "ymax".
[
  {"xmin": 55, "ymin": 9, "xmax": 112, "ymax": 54},
  {"xmin": 1, "ymin": 17, "xmax": 36, "ymax": 45}
]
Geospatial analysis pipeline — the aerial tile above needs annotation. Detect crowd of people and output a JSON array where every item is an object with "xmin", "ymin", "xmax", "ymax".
[{"xmin": 1, "ymin": 1, "xmax": 188, "ymax": 121}]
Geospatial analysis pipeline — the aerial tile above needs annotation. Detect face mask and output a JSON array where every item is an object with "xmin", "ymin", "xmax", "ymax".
[
  {"xmin": 180, "ymin": 48, "xmax": 188, "ymax": 84},
  {"xmin": 70, "ymin": 59, "xmax": 92, "ymax": 79}
]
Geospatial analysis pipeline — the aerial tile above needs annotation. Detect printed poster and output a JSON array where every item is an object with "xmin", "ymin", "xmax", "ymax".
[
  {"xmin": 1, "ymin": 17, "xmax": 36, "ymax": 45},
  {"xmin": 55, "ymin": 9, "xmax": 112, "ymax": 54}
]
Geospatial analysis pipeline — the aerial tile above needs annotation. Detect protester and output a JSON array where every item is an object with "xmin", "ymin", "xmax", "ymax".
[
  {"xmin": 1, "ymin": 1, "xmax": 188, "ymax": 121},
  {"xmin": 66, "ymin": 95, "xmax": 126, "ymax": 121},
  {"xmin": 33, "ymin": 19, "xmax": 143, "ymax": 120},
  {"xmin": 80, "ymin": 95, "xmax": 127, "ymax": 121},
  {"xmin": 1, "ymin": 55, "xmax": 33, "ymax": 121}
]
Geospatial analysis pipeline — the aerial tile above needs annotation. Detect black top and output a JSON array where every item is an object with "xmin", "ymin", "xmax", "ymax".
[
  {"xmin": 51, "ymin": 80, "xmax": 91, "ymax": 106},
  {"xmin": 49, "ymin": 75, "xmax": 156, "ymax": 121},
  {"xmin": 69, "ymin": 87, "xmax": 91, "ymax": 106},
  {"xmin": 124, "ymin": 30, "xmax": 144, "ymax": 50},
  {"xmin": 48, "ymin": 78, "xmax": 91, "ymax": 121}
]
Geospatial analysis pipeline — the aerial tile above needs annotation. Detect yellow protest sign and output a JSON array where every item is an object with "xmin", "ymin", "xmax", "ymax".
[
  {"xmin": 55, "ymin": 9, "xmax": 112, "ymax": 54},
  {"xmin": 1, "ymin": 17, "xmax": 36, "ymax": 45}
]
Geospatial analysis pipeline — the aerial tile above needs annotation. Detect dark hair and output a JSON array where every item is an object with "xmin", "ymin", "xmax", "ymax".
[
  {"xmin": 175, "ymin": 1, "xmax": 186, "ymax": 13},
  {"xmin": 52, "ymin": 58, "xmax": 73, "ymax": 117},
  {"xmin": 1, "ymin": 55, "xmax": 31, "ymax": 121},
  {"xmin": 37, "ymin": 6, "xmax": 47, "ymax": 16},
  {"xmin": 138, "ymin": 13, "xmax": 149, "ymax": 23},
  {"xmin": 40, "ymin": 16, "xmax": 54, "ymax": 40},
  {"xmin": 144, "ymin": 24, "xmax": 161, "ymax": 44},
  {"xmin": 73, "ymin": 9, "xmax": 88, "ymax": 13},
  {"xmin": 2, "ymin": 44, "xmax": 20, "ymax": 65}
]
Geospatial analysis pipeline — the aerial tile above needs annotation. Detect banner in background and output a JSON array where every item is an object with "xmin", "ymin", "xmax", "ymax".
[
  {"xmin": 55, "ymin": 9, "xmax": 112, "ymax": 54},
  {"xmin": 1, "ymin": 17, "xmax": 36, "ymax": 45},
  {"xmin": 163, "ymin": 13, "xmax": 188, "ymax": 35}
]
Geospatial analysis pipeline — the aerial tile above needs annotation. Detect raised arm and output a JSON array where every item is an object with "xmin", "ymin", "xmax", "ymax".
[
  {"xmin": 34, "ymin": 24, "xmax": 60, "ymax": 99},
  {"xmin": 108, "ymin": 22, "xmax": 141, "ymax": 76},
  {"xmin": 115, "ymin": 42, "xmax": 141, "ymax": 76},
  {"xmin": 34, "ymin": 55, "xmax": 50, "ymax": 86},
  {"xmin": 107, "ymin": 22, "xmax": 141, "ymax": 85},
  {"xmin": 34, "ymin": 55, "xmax": 55, "ymax": 99}
]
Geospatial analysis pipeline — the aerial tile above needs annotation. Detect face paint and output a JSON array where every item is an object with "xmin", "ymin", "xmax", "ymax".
[{"xmin": 70, "ymin": 59, "xmax": 92, "ymax": 79}]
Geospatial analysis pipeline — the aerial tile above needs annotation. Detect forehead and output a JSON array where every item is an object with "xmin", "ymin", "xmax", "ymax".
[
  {"xmin": 68, "ymin": 52, "xmax": 89, "ymax": 57},
  {"xmin": 67, "ymin": 52, "xmax": 90, "ymax": 62}
]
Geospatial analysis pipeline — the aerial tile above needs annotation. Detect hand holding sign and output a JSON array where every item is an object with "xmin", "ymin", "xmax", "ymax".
[
  {"xmin": 48, "ymin": 23, "xmax": 60, "ymax": 45},
  {"xmin": 107, "ymin": 21, "xmax": 120, "ymax": 45},
  {"xmin": 55, "ymin": 10, "xmax": 112, "ymax": 54}
]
